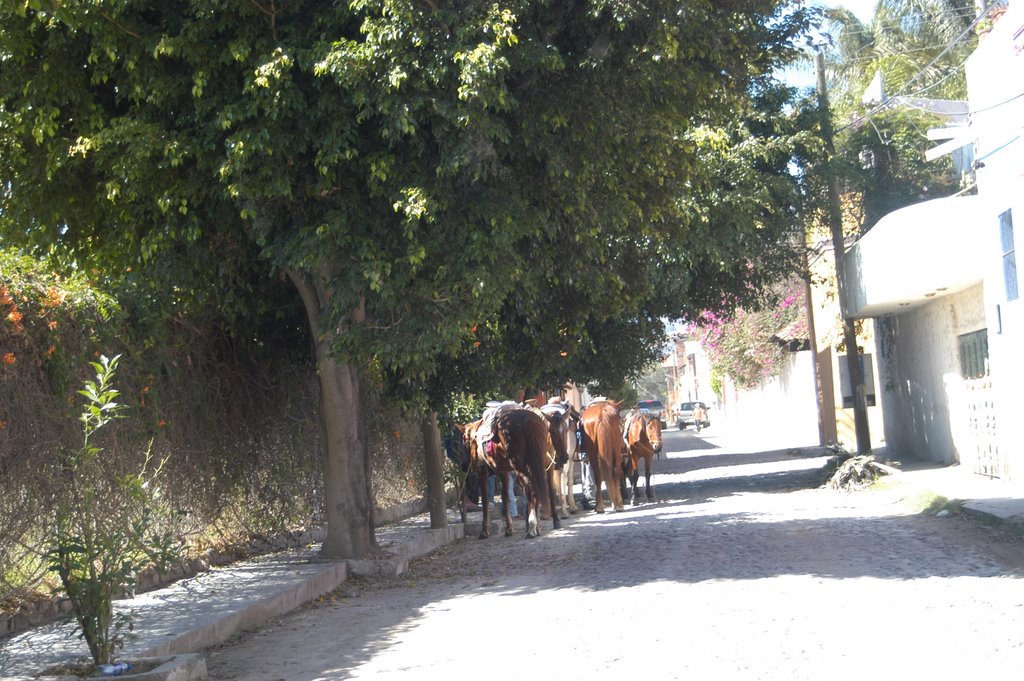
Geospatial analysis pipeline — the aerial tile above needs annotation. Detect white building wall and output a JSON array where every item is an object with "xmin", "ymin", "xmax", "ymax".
[
  {"xmin": 878, "ymin": 285, "xmax": 987, "ymax": 464},
  {"xmin": 719, "ymin": 351, "xmax": 819, "ymax": 446},
  {"xmin": 966, "ymin": 3, "xmax": 1024, "ymax": 479}
]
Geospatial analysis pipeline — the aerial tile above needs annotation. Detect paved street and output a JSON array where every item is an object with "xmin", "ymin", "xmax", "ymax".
[{"xmin": 204, "ymin": 426, "xmax": 1024, "ymax": 681}]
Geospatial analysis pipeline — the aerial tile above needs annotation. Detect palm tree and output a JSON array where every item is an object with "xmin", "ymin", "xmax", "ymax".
[{"xmin": 824, "ymin": 0, "xmax": 978, "ymax": 115}]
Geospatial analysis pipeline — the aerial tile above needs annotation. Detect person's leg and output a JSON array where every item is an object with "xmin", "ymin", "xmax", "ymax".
[
  {"xmin": 581, "ymin": 459, "xmax": 595, "ymax": 509},
  {"xmin": 506, "ymin": 472, "xmax": 519, "ymax": 517}
]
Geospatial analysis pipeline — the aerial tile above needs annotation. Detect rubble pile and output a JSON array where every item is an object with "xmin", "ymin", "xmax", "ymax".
[{"xmin": 824, "ymin": 454, "xmax": 895, "ymax": 491}]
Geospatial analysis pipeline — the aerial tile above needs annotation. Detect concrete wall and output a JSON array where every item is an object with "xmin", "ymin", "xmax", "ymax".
[
  {"xmin": 719, "ymin": 350, "xmax": 820, "ymax": 446},
  {"xmin": 877, "ymin": 285, "xmax": 986, "ymax": 463},
  {"xmin": 967, "ymin": 3, "xmax": 1024, "ymax": 479}
]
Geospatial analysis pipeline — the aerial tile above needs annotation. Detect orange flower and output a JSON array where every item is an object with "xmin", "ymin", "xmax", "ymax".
[
  {"xmin": 393, "ymin": 431, "xmax": 401, "ymax": 439},
  {"xmin": 0, "ymin": 287, "xmax": 12, "ymax": 306},
  {"xmin": 0, "ymin": 420, "xmax": 7, "ymax": 430},
  {"xmin": 46, "ymin": 346, "xmax": 56, "ymax": 356},
  {"xmin": 2, "ymin": 353, "xmax": 15, "ymax": 365},
  {"xmin": 44, "ymin": 288, "xmax": 63, "ymax": 307},
  {"xmin": 473, "ymin": 341, "xmax": 481, "ymax": 347},
  {"xmin": 48, "ymin": 320, "xmax": 58, "ymax": 331},
  {"xmin": 6, "ymin": 310, "xmax": 22, "ymax": 324},
  {"xmin": 157, "ymin": 419, "xmax": 167, "ymax": 427}
]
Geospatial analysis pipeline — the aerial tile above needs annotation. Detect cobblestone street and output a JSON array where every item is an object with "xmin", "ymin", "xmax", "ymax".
[{"xmin": 205, "ymin": 427, "xmax": 1024, "ymax": 680}]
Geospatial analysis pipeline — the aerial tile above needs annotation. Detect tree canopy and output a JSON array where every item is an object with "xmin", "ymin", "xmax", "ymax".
[{"xmin": 2, "ymin": 0, "xmax": 813, "ymax": 556}]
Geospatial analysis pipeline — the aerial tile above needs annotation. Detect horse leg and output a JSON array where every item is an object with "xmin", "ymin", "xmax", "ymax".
[
  {"xmin": 550, "ymin": 466, "xmax": 566, "ymax": 519},
  {"xmin": 547, "ymin": 468, "xmax": 562, "ymax": 530},
  {"xmin": 645, "ymin": 455, "xmax": 656, "ymax": 502},
  {"xmin": 620, "ymin": 458, "xmax": 628, "ymax": 503},
  {"xmin": 500, "ymin": 473, "xmax": 514, "ymax": 537},
  {"xmin": 565, "ymin": 459, "xmax": 578, "ymax": 514},
  {"xmin": 524, "ymin": 482, "xmax": 541, "ymax": 538},
  {"xmin": 609, "ymin": 455, "xmax": 626, "ymax": 512},
  {"xmin": 477, "ymin": 466, "xmax": 490, "ymax": 539}
]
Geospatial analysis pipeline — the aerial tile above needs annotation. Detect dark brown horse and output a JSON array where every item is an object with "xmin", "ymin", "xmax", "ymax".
[
  {"xmin": 462, "ymin": 407, "xmax": 557, "ymax": 538},
  {"xmin": 622, "ymin": 409, "xmax": 662, "ymax": 505},
  {"xmin": 580, "ymin": 399, "xmax": 625, "ymax": 513}
]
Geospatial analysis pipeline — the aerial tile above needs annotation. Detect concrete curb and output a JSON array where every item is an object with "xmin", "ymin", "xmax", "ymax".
[{"xmin": 138, "ymin": 561, "xmax": 350, "ymax": 658}]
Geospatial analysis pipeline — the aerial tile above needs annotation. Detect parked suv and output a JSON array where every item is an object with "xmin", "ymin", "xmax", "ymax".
[
  {"xmin": 675, "ymin": 401, "xmax": 710, "ymax": 430},
  {"xmin": 636, "ymin": 399, "xmax": 667, "ymax": 428}
]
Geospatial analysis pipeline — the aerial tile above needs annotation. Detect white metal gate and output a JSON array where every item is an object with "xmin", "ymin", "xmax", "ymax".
[{"xmin": 965, "ymin": 377, "xmax": 1002, "ymax": 478}]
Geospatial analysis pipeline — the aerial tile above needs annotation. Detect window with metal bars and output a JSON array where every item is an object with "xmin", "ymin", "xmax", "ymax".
[{"xmin": 958, "ymin": 329, "xmax": 989, "ymax": 379}]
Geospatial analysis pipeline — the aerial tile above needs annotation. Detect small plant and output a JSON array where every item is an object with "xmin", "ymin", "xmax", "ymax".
[{"xmin": 46, "ymin": 354, "xmax": 178, "ymax": 666}]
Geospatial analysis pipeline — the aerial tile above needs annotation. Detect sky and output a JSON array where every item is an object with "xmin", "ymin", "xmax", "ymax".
[
  {"xmin": 781, "ymin": 1, "xmax": 878, "ymax": 89},
  {"xmin": 821, "ymin": 0, "xmax": 876, "ymax": 22},
  {"xmin": 835, "ymin": 0, "xmax": 876, "ymax": 21}
]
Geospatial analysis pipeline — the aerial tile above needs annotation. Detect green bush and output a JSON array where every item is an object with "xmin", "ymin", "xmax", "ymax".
[{"xmin": 47, "ymin": 355, "xmax": 178, "ymax": 666}]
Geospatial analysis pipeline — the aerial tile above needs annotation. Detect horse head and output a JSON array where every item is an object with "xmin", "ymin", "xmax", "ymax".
[{"xmin": 644, "ymin": 414, "xmax": 663, "ymax": 454}]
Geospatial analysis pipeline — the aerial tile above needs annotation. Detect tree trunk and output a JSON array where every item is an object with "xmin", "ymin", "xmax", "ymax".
[
  {"xmin": 287, "ymin": 269, "xmax": 377, "ymax": 559},
  {"xmin": 421, "ymin": 411, "xmax": 448, "ymax": 530}
]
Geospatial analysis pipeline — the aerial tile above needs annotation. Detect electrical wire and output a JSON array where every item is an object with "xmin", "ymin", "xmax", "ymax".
[{"xmin": 834, "ymin": 7, "xmax": 992, "ymax": 133}]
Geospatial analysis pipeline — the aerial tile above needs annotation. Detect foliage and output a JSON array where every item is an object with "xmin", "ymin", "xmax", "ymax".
[
  {"xmin": 1, "ymin": 251, "xmax": 422, "ymax": 617},
  {"xmin": 810, "ymin": 1, "xmax": 974, "ymax": 233},
  {"xmin": 46, "ymin": 355, "xmax": 179, "ymax": 666},
  {"xmin": 693, "ymin": 277, "xmax": 808, "ymax": 390},
  {"xmin": 824, "ymin": 1, "xmax": 975, "ymax": 116},
  {"xmin": 835, "ymin": 107, "xmax": 961, "ymax": 231},
  {"xmin": 0, "ymin": 0, "xmax": 815, "ymax": 554}
]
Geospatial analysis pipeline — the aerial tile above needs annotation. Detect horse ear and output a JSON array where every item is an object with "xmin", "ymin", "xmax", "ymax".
[
  {"xmin": 612, "ymin": 400, "xmax": 625, "ymax": 409},
  {"xmin": 455, "ymin": 423, "xmax": 466, "ymax": 433}
]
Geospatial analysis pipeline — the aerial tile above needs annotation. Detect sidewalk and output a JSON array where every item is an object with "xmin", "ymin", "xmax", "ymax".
[
  {"xmin": 3, "ymin": 459, "xmax": 1023, "ymax": 681},
  {"xmin": 0, "ymin": 513, "xmax": 465, "ymax": 681},
  {"xmin": 883, "ymin": 458, "xmax": 1024, "ymax": 523}
]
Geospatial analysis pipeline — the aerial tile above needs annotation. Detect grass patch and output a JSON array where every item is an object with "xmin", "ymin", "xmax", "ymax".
[{"xmin": 906, "ymin": 490, "xmax": 963, "ymax": 515}]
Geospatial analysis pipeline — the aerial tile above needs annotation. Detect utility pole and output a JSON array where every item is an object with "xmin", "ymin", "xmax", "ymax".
[{"xmin": 816, "ymin": 48, "xmax": 872, "ymax": 455}]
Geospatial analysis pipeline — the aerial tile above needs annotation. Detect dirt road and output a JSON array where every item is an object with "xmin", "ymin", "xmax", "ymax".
[{"xmin": 205, "ymin": 427, "xmax": 1024, "ymax": 680}]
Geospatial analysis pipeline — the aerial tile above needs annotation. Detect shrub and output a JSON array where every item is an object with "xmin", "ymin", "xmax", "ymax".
[{"xmin": 47, "ymin": 355, "xmax": 178, "ymax": 666}]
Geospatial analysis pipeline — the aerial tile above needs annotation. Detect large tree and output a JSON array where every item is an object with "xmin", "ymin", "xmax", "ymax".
[{"xmin": 1, "ymin": 0, "xmax": 809, "ymax": 557}]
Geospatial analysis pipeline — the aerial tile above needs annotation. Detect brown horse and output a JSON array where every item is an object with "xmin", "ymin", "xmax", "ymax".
[
  {"xmin": 580, "ymin": 399, "xmax": 625, "ymax": 513},
  {"xmin": 622, "ymin": 409, "xmax": 663, "ymax": 505},
  {"xmin": 533, "ymin": 400, "xmax": 574, "ymax": 520},
  {"xmin": 545, "ymin": 400, "xmax": 582, "ymax": 516},
  {"xmin": 462, "ymin": 407, "xmax": 557, "ymax": 538}
]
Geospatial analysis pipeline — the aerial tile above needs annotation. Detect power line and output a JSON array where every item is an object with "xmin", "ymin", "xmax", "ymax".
[{"xmin": 835, "ymin": 8, "xmax": 989, "ymax": 133}]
